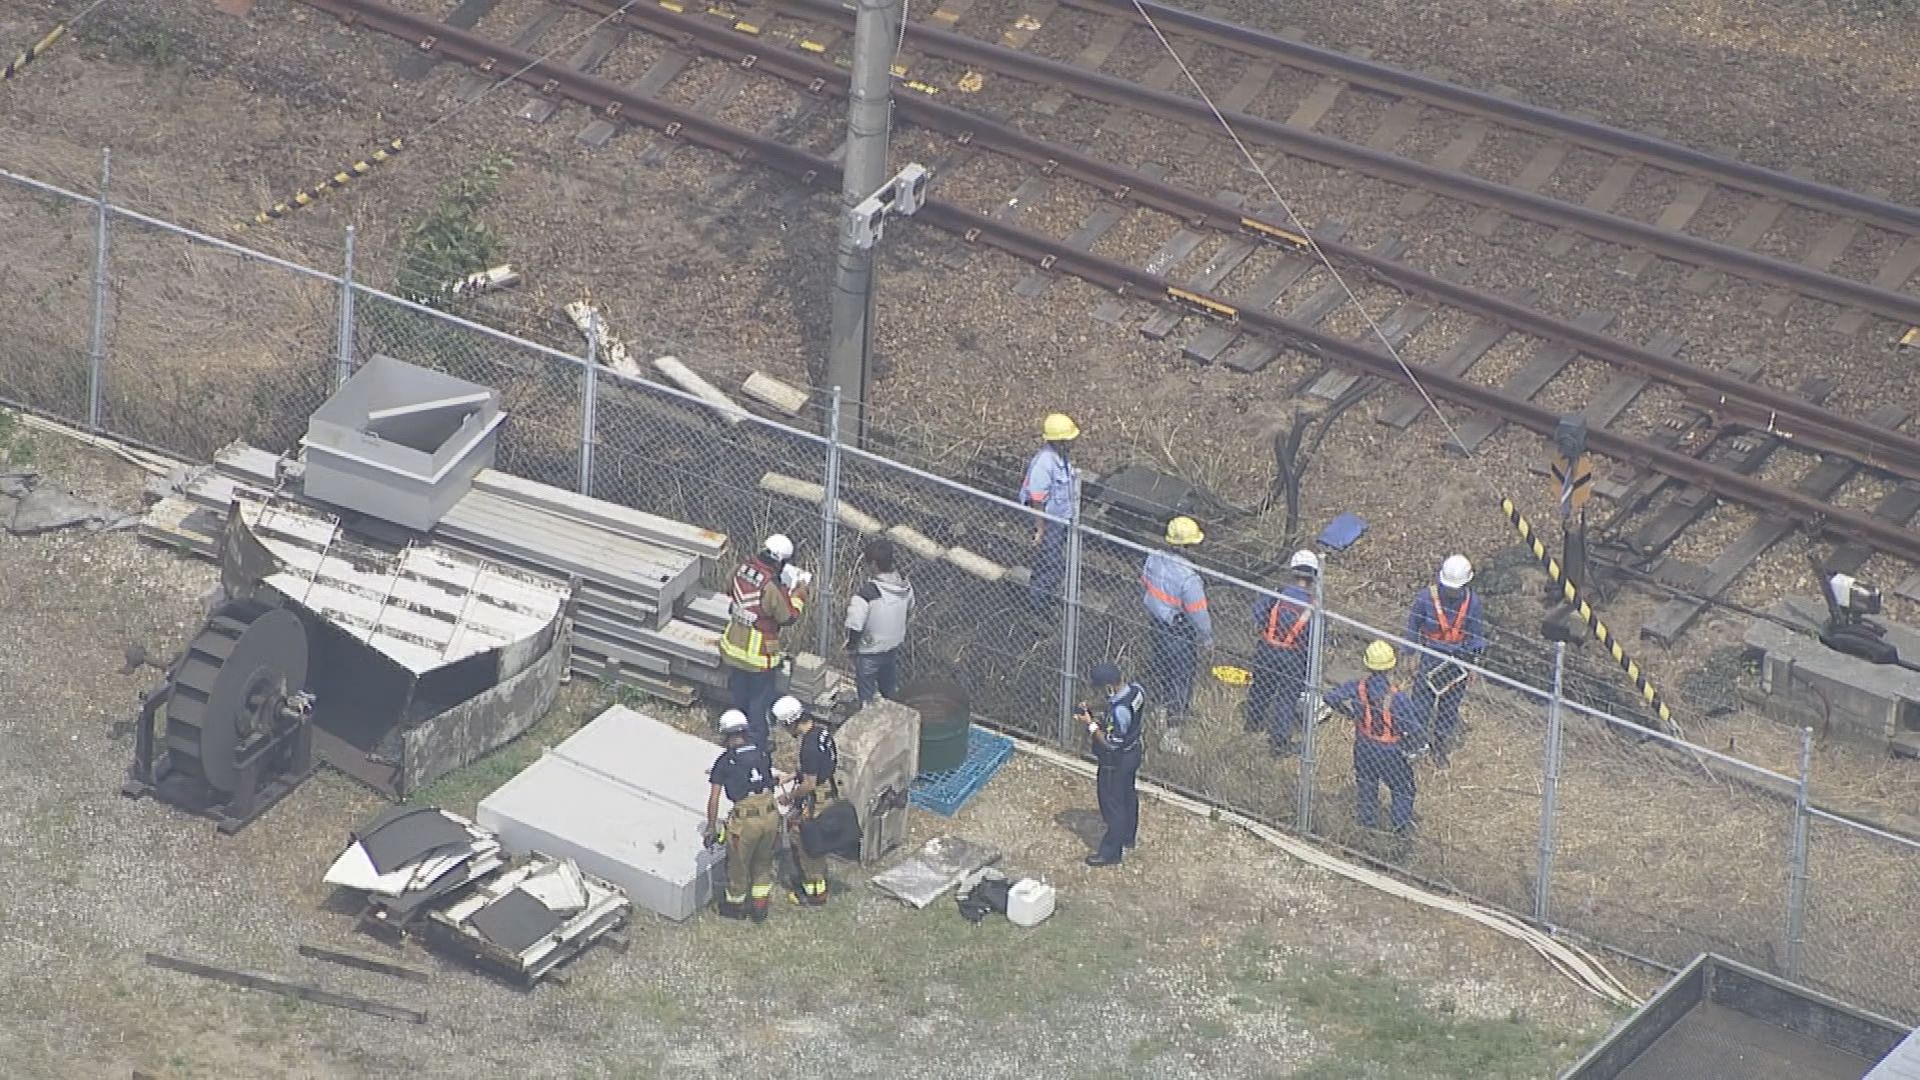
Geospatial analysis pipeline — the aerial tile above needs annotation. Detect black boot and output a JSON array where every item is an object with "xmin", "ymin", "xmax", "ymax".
[
  {"xmin": 1085, "ymin": 851, "xmax": 1122, "ymax": 867},
  {"xmin": 716, "ymin": 898, "xmax": 749, "ymax": 920}
]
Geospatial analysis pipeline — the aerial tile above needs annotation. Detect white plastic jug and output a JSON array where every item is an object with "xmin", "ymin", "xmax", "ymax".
[{"xmin": 1006, "ymin": 878, "xmax": 1056, "ymax": 927}]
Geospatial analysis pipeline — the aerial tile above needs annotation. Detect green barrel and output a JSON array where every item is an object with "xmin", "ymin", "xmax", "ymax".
[{"xmin": 900, "ymin": 678, "xmax": 972, "ymax": 774}]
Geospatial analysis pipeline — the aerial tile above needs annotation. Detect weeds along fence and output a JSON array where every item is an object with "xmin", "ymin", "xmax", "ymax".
[{"xmin": 2, "ymin": 160, "xmax": 1917, "ymax": 1022}]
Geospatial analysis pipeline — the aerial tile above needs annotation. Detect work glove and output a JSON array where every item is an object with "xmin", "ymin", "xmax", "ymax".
[{"xmin": 705, "ymin": 824, "xmax": 726, "ymax": 849}]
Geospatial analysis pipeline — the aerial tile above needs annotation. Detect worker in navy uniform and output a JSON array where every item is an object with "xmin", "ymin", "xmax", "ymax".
[
  {"xmin": 1322, "ymin": 641, "xmax": 1429, "ymax": 836},
  {"xmin": 774, "ymin": 695, "xmax": 839, "ymax": 905},
  {"xmin": 1246, "ymin": 549, "xmax": 1321, "ymax": 756},
  {"xmin": 705, "ymin": 709, "xmax": 779, "ymax": 921},
  {"xmin": 1080, "ymin": 661, "xmax": 1145, "ymax": 867},
  {"xmin": 1404, "ymin": 554, "xmax": 1485, "ymax": 766}
]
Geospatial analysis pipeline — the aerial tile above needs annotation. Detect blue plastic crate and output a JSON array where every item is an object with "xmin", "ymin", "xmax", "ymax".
[{"xmin": 909, "ymin": 728, "xmax": 1016, "ymax": 817}]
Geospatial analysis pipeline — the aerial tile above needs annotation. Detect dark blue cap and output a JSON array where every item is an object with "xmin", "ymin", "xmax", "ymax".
[{"xmin": 1090, "ymin": 662, "xmax": 1122, "ymax": 687}]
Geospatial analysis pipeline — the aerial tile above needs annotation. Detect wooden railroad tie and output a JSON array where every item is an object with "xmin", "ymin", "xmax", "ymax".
[{"xmin": 145, "ymin": 952, "xmax": 429, "ymax": 1025}]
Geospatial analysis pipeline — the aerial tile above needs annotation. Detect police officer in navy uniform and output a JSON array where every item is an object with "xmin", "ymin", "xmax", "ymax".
[
  {"xmin": 705, "ymin": 710, "xmax": 780, "ymax": 921},
  {"xmin": 774, "ymin": 696, "xmax": 839, "ymax": 905},
  {"xmin": 1080, "ymin": 661, "xmax": 1145, "ymax": 867}
]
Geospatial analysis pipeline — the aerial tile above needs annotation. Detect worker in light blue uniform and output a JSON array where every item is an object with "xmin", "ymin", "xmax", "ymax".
[
  {"xmin": 1246, "ymin": 550, "xmax": 1320, "ymax": 756},
  {"xmin": 1323, "ymin": 641, "xmax": 1429, "ymax": 836},
  {"xmin": 1141, "ymin": 516, "xmax": 1212, "ymax": 755},
  {"xmin": 1078, "ymin": 661, "xmax": 1144, "ymax": 867},
  {"xmin": 1404, "ymin": 554, "xmax": 1486, "ymax": 767},
  {"xmin": 1021, "ymin": 413, "xmax": 1080, "ymax": 612}
]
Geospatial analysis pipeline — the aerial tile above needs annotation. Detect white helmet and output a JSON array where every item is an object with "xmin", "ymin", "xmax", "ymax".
[
  {"xmin": 772, "ymin": 696, "xmax": 804, "ymax": 726},
  {"xmin": 1288, "ymin": 549, "xmax": 1321, "ymax": 575},
  {"xmin": 718, "ymin": 709, "xmax": 750, "ymax": 736},
  {"xmin": 763, "ymin": 534, "xmax": 794, "ymax": 562},
  {"xmin": 1439, "ymin": 554, "xmax": 1474, "ymax": 589}
]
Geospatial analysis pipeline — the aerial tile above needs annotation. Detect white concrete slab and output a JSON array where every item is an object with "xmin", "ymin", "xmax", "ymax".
[{"xmin": 478, "ymin": 705, "xmax": 732, "ymax": 921}]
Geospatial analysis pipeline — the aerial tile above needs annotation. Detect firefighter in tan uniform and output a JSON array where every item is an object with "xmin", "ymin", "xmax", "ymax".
[
  {"xmin": 705, "ymin": 710, "xmax": 779, "ymax": 922},
  {"xmin": 720, "ymin": 533, "xmax": 810, "ymax": 754},
  {"xmin": 774, "ymin": 695, "xmax": 839, "ymax": 905}
]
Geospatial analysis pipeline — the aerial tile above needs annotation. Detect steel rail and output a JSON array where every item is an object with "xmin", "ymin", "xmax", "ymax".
[
  {"xmin": 563, "ymin": 0, "xmax": 1920, "ymax": 483},
  {"xmin": 776, "ymin": 0, "xmax": 1920, "ymax": 328},
  {"xmin": 1059, "ymin": 0, "xmax": 1920, "ymax": 238},
  {"xmin": 301, "ymin": 0, "xmax": 1920, "ymax": 565}
]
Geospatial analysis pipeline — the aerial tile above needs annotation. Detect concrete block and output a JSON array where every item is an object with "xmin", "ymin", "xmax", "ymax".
[
  {"xmin": 478, "ymin": 705, "xmax": 729, "ymax": 921},
  {"xmin": 302, "ymin": 354, "xmax": 504, "ymax": 531},
  {"xmin": 1745, "ymin": 600, "xmax": 1920, "ymax": 751},
  {"xmin": 835, "ymin": 698, "xmax": 919, "ymax": 866}
]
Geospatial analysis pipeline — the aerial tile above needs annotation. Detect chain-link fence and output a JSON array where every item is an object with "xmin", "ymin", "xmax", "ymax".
[{"xmin": 3, "ymin": 157, "xmax": 1918, "ymax": 1022}]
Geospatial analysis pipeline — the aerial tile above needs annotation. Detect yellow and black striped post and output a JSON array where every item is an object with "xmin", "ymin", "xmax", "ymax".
[
  {"xmin": 235, "ymin": 138, "xmax": 406, "ymax": 231},
  {"xmin": 2, "ymin": 24, "xmax": 66, "ymax": 81},
  {"xmin": 1501, "ymin": 495, "xmax": 1677, "ymax": 734}
]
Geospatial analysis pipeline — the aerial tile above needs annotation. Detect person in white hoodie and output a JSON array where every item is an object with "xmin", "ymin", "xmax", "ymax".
[{"xmin": 844, "ymin": 537, "xmax": 915, "ymax": 705}]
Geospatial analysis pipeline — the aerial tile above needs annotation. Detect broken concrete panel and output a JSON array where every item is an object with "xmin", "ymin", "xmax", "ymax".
[
  {"xmin": 400, "ymin": 620, "xmax": 568, "ymax": 797},
  {"xmin": 9, "ymin": 488, "xmax": 112, "ymax": 535},
  {"xmin": 836, "ymin": 698, "xmax": 919, "ymax": 866},
  {"xmin": 0, "ymin": 471, "xmax": 36, "ymax": 499}
]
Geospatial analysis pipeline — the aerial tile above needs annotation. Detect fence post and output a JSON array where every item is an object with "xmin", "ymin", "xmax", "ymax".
[
  {"xmin": 816, "ymin": 387, "xmax": 843, "ymax": 651},
  {"xmin": 1535, "ymin": 640, "xmax": 1567, "ymax": 923},
  {"xmin": 1295, "ymin": 570, "xmax": 1326, "ymax": 831},
  {"xmin": 1785, "ymin": 725, "xmax": 1812, "ymax": 979},
  {"xmin": 334, "ymin": 225, "xmax": 356, "ymax": 390},
  {"xmin": 85, "ymin": 147, "xmax": 111, "ymax": 432},
  {"xmin": 578, "ymin": 315, "xmax": 598, "ymax": 496},
  {"xmin": 1056, "ymin": 474, "xmax": 1084, "ymax": 745}
]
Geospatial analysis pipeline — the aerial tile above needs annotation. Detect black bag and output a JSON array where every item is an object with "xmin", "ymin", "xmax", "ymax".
[
  {"xmin": 797, "ymin": 799, "xmax": 862, "ymax": 859},
  {"xmin": 956, "ymin": 876, "xmax": 1013, "ymax": 924}
]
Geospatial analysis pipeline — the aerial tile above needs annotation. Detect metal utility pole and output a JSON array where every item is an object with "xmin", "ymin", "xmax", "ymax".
[{"xmin": 826, "ymin": 0, "xmax": 904, "ymax": 444}]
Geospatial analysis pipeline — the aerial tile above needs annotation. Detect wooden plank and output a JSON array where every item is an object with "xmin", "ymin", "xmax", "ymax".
[
  {"xmin": 1471, "ymin": 140, "xmax": 1568, "ymax": 237},
  {"xmin": 1092, "ymin": 225, "xmax": 1210, "ymax": 324},
  {"xmin": 398, "ymin": 0, "xmax": 504, "ymax": 80},
  {"xmin": 1544, "ymin": 158, "xmax": 1639, "ymax": 256},
  {"xmin": 1034, "ymin": 17, "xmax": 1127, "ymax": 116},
  {"xmin": 146, "ymin": 953, "xmax": 427, "ymax": 1025},
  {"xmin": 297, "ymin": 944, "xmax": 432, "ymax": 983},
  {"xmin": 518, "ymin": 24, "xmax": 624, "ymax": 124},
  {"xmin": 1285, "ymin": 48, "xmax": 1370, "ymax": 131},
  {"xmin": 1397, "ymin": 118, "xmax": 1489, "ymax": 217},
  {"xmin": 1305, "ymin": 301, "xmax": 1432, "ymax": 399},
  {"xmin": 1619, "ymin": 178, "xmax": 1713, "ymax": 278},
  {"xmin": 1627, "ymin": 377, "xmax": 1835, "ymax": 556},
  {"xmin": 1827, "ymin": 481, "xmax": 1920, "ymax": 575},
  {"xmin": 1639, "ymin": 404, "xmax": 1906, "ymax": 646},
  {"xmin": 470, "ymin": 469, "xmax": 727, "ymax": 558},
  {"xmin": 1188, "ymin": 222, "xmax": 1348, "ymax": 364},
  {"xmin": 1365, "ymin": 97, "xmax": 1425, "ymax": 153},
  {"xmin": 1762, "ymin": 201, "xmax": 1872, "ymax": 316},
  {"xmin": 1446, "ymin": 310, "xmax": 1615, "ymax": 450},
  {"xmin": 1835, "ymin": 236, "xmax": 1920, "ymax": 334}
]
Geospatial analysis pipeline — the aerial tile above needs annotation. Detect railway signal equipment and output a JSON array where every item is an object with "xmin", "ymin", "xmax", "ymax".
[
  {"xmin": 1814, "ymin": 558, "xmax": 1918, "ymax": 671},
  {"xmin": 123, "ymin": 601, "xmax": 319, "ymax": 833},
  {"xmin": 847, "ymin": 163, "xmax": 931, "ymax": 251}
]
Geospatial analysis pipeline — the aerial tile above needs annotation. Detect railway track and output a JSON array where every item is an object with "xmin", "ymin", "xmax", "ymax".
[{"xmin": 299, "ymin": 0, "xmax": 1920, "ymax": 628}]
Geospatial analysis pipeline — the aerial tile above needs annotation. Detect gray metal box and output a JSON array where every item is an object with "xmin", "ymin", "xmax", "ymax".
[
  {"xmin": 477, "ymin": 705, "xmax": 728, "ymax": 921},
  {"xmin": 301, "ymin": 354, "xmax": 505, "ymax": 531}
]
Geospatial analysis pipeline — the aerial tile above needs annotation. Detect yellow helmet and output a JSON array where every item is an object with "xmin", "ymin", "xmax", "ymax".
[
  {"xmin": 1363, "ymin": 640, "xmax": 1397, "ymax": 672},
  {"xmin": 1165, "ymin": 516, "xmax": 1204, "ymax": 546},
  {"xmin": 1042, "ymin": 413, "xmax": 1080, "ymax": 442}
]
